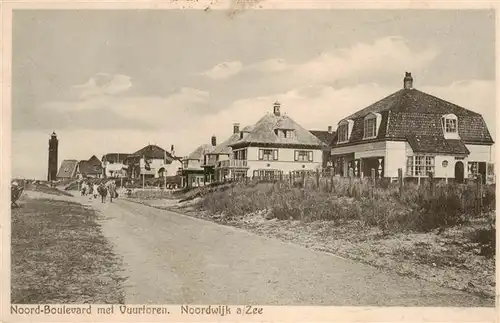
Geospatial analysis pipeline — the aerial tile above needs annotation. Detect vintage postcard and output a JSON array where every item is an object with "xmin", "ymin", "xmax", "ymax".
[{"xmin": 2, "ymin": 1, "xmax": 498, "ymax": 322}]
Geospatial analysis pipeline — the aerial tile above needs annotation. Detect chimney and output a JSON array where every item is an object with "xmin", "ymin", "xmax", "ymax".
[
  {"xmin": 404, "ymin": 72, "xmax": 413, "ymax": 89},
  {"xmin": 273, "ymin": 101, "xmax": 281, "ymax": 117},
  {"xmin": 233, "ymin": 123, "xmax": 240, "ymax": 134},
  {"xmin": 327, "ymin": 125, "xmax": 333, "ymax": 134},
  {"xmin": 211, "ymin": 135, "xmax": 217, "ymax": 147},
  {"xmin": 171, "ymin": 145, "xmax": 175, "ymax": 156}
]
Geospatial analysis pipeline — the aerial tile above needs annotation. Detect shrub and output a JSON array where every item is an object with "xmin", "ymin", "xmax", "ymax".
[
  {"xmin": 469, "ymin": 226, "xmax": 496, "ymax": 258},
  {"xmin": 197, "ymin": 176, "xmax": 495, "ymax": 233}
]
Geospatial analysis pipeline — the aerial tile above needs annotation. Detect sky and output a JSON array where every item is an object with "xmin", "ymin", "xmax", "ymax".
[{"xmin": 11, "ymin": 9, "xmax": 496, "ymax": 179}]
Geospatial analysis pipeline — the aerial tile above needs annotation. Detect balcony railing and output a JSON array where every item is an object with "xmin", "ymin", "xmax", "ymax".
[{"xmin": 218, "ymin": 159, "xmax": 248, "ymax": 168}]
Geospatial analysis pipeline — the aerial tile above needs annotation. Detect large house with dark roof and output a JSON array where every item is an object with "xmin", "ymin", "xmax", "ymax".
[
  {"xmin": 226, "ymin": 101, "xmax": 325, "ymax": 179},
  {"xmin": 330, "ymin": 72, "xmax": 495, "ymax": 183}
]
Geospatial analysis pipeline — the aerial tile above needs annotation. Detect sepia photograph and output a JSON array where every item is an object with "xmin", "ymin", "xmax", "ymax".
[{"xmin": 6, "ymin": 4, "xmax": 496, "ymax": 315}]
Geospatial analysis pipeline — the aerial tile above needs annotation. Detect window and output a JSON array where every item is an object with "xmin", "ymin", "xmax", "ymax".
[
  {"xmin": 275, "ymin": 129, "xmax": 295, "ymax": 139},
  {"xmin": 406, "ymin": 156, "xmax": 435, "ymax": 177},
  {"xmin": 444, "ymin": 118, "xmax": 457, "ymax": 133},
  {"xmin": 259, "ymin": 149, "xmax": 278, "ymax": 161},
  {"xmin": 338, "ymin": 124, "xmax": 349, "ymax": 143},
  {"xmin": 233, "ymin": 149, "xmax": 247, "ymax": 160},
  {"xmin": 363, "ymin": 117, "xmax": 377, "ymax": 138},
  {"xmin": 441, "ymin": 114, "xmax": 459, "ymax": 138},
  {"xmin": 294, "ymin": 150, "xmax": 313, "ymax": 162}
]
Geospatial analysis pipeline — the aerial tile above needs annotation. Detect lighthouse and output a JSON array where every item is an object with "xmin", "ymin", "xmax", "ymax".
[{"xmin": 47, "ymin": 131, "xmax": 58, "ymax": 182}]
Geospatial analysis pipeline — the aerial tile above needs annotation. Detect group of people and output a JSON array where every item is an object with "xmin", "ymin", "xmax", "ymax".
[{"xmin": 80, "ymin": 180, "xmax": 118, "ymax": 203}]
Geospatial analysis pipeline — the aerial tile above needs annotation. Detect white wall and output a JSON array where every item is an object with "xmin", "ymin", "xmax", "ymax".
[
  {"xmin": 163, "ymin": 160, "xmax": 182, "ymax": 176},
  {"xmin": 466, "ymin": 144, "xmax": 492, "ymax": 162},
  {"xmin": 433, "ymin": 155, "xmax": 457, "ymax": 179},
  {"xmin": 245, "ymin": 146, "xmax": 322, "ymax": 175},
  {"xmin": 384, "ymin": 141, "xmax": 407, "ymax": 178},
  {"xmin": 103, "ymin": 162, "xmax": 126, "ymax": 177}
]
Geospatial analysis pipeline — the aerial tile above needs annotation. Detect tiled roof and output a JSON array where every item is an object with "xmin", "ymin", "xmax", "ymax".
[
  {"xmin": 345, "ymin": 88, "xmax": 481, "ymax": 119},
  {"xmin": 310, "ymin": 130, "xmax": 336, "ymax": 147},
  {"xmin": 186, "ymin": 144, "xmax": 213, "ymax": 160},
  {"xmin": 334, "ymin": 87, "xmax": 494, "ymax": 149},
  {"xmin": 230, "ymin": 113, "xmax": 324, "ymax": 148},
  {"xmin": 102, "ymin": 153, "xmax": 130, "ymax": 163},
  {"xmin": 78, "ymin": 160, "xmax": 103, "ymax": 176},
  {"xmin": 211, "ymin": 132, "xmax": 243, "ymax": 154},
  {"xmin": 57, "ymin": 160, "xmax": 78, "ymax": 178},
  {"xmin": 406, "ymin": 135, "xmax": 470, "ymax": 155},
  {"xmin": 133, "ymin": 144, "xmax": 173, "ymax": 160}
]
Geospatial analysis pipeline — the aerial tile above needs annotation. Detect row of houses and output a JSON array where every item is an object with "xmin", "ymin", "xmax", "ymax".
[
  {"xmin": 57, "ymin": 144, "xmax": 183, "ymax": 185},
  {"xmin": 180, "ymin": 72, "xmax": 495, "ymax": 188}
]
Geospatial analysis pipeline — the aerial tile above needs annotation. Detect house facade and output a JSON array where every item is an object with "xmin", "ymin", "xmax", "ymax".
[
  {"xmin": 77, "ymin": 155, "xmax": 103, "ymax": 179},
  {"xmin": 330, "ymin": 72, "xmax": 495, "ymax": 183},
  {"xmin": 124, "ymin": 144, "xmax": 177, "ymax": 179},
  {"xmin": 202, "ymin": 123, "xmax": 246, "ymax": 182},
  {"xmin": 102, "ymin": 153, "xmax": 129, "ymax": 178},
  {"xmin": 181, "ymin": 142, "xmax": 214, "ymax": 188},
  {"xmin": 227, "ymin": 102, "xmax": 324, "ymax": 179}
]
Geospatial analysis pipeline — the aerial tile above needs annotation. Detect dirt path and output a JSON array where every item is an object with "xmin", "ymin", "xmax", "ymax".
[
  {"xmin": 59, "ymin": 192, "xmax": 488, "ymax": 307},
  {"xmin": 23, "ymin": 190, "xmax": 492, "ymax": 306}
]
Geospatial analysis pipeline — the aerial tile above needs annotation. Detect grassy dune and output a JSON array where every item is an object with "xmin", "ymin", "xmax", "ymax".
[{"xmin": 11, "ymin": 197, "xmax": 125, "ymax": 304}]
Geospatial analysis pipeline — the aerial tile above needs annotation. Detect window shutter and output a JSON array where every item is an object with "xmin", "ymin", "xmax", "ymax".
[
  {"xmin": 273, "ymin": 149, "xmax": 278, "ymax": 160},
  {"xmin": 294, "ymin": 151, "xmax": 299, "ymax": 161},
  {"xmin": 259, "ymin": 149, "xmax": 264, "ymax": 160},
  {"xmin": 308, "ymin": 151, "xmax": 313, "ymax": 162}
]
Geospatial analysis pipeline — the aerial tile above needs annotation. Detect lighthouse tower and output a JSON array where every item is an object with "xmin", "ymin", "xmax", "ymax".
[{"xmin": 47, "ymin": 131, "xmax": 58, "ymax": 182}]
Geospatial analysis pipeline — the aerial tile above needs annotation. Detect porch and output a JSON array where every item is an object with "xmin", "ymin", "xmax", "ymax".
[{"xmin": 331, "ymin": 153, "xmax": 385, "ymax": 178}]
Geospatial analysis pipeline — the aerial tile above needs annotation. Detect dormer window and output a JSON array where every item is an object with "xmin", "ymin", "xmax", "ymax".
[
  {"xmin": 441, "ymin": 114, "xmax": 459, "ymax": 139},
  {"xmin": 363, "ymin": 112, "xmax": 382, "ymax": 139},
  {"xmin": 275, "ymin": 129, "xmax": 295, "ymax": 139},
  {"xmin": 338, "ymin": 124, "xmax": 349, "ymax": 143},
  {"xmin": 337, "ymin": 119, "xmax": 354, "ymax": 143}
]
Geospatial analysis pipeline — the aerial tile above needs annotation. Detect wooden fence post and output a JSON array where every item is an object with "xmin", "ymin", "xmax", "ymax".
[
  {"xmin": 330, "ymin": 173, "xmax": 334, "ymax": 193},
  {"xmin": 477, "ymin": 174, "xmax": 483, "ymax": 216},
  {"xmin": 398, "ymin": 168, "xmax": 403, "ymax": 197},
  {"xmin": 428, "ymin": 171, "xmax": 435, "ymax": 197},
  {"xmin": 370, "ymin": 168, "xmax": 376, "ymax": 198},
  {"xmin": 289, "ymin": 171, "xmax": 292, "ymax": 186},
  {"xmin": 316, "ymin": 168, "xmax": 320, "ymax": 190}
]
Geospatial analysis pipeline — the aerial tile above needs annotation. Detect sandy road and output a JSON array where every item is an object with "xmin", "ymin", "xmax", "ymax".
[{"xmin": 60, "ymin": 193, "xmax": 490, "ymax": 307}]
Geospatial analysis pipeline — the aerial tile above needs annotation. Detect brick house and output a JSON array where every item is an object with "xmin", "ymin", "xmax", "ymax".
[{"xmin": 330, "ymin": 72, "xmax": 495, "ymax": 183}]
